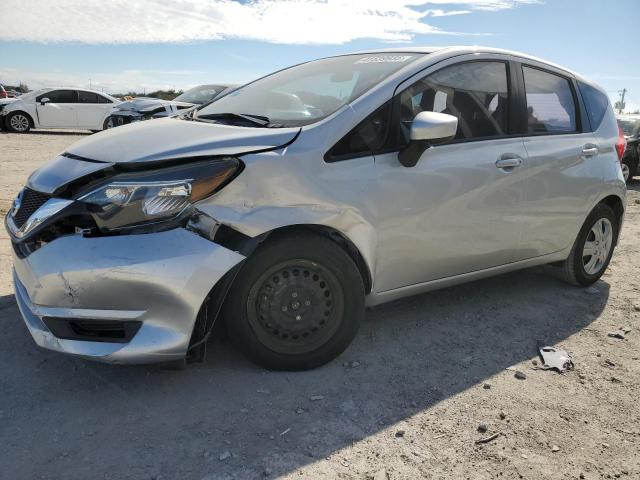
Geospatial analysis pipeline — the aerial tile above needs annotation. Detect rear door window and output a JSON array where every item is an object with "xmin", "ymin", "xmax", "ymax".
[
  {"xmin": 522, "ymin": 67, "xmax": 577, "ymax": 134},
  {"xmin": 78, "ymin": 91, "xmax": 100, "ymax": 103}
]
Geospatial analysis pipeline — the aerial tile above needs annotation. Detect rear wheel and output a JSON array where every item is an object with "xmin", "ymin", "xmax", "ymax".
[
  {"xmin": 7, "ymin": 112, "xmax": 31, "ymax": 133},
  {"xmin": 556, "ymin": 204, "xmax": 618, "ymax": 286},
  {"xmin": 224, "ymin": 231, "xmax": 364, "ymax": 370}
]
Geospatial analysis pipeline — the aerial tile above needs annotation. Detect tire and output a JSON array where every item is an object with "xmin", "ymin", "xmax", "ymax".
[
  {"xmin": 223, "ymin": 231, "xmax": 365, "ymax": 370},
  {"xmin": 6, "ymin": 111, "xmax": 31, "ymax": 133},
  {"xmin": 622, "ymin": 158, "xmax": 637, "ymax": 183},
  {"xmin": 556, "ymin": 203, "xmax": 618, "ymax": 286},
  {"xmin": 103, "ymin": 116, "xmax": 117, "ymax": 130}
]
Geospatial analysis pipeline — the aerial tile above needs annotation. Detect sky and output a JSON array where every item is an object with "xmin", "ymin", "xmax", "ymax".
[{"xmin": 0, "ymin": 0, "xmax": 638, "ymax": 112}]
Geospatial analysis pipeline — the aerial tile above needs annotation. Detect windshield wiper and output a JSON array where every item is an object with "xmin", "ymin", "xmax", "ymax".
[{"xmin": 195, "ymin": 112, "xmax": 271, "ymax": 127}]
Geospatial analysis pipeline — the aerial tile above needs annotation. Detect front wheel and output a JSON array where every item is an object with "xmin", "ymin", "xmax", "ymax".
[
  {"xmin": 7, "ymin": 112, "xmax": 31, "ymax": 133},
  {"xmin": 223, "ymin": 231, "xmax": 365, "ymax": 370},
  {"xmin": 556, "ymin": 203, "xmax": 618, "ymax": 286}
]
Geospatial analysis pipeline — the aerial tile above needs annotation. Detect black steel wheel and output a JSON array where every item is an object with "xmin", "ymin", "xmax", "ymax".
[
  {"xmin": 247, "ymin": 259, "xmax": 344, "ymax": 355},
  {"xmin": 224, "ymin": 230, "xmax": 364, "ymax": 370}
]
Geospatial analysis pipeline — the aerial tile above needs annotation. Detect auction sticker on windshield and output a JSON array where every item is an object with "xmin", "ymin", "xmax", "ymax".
[{"xmin": 354, "ymin": 55, "xmax": 414, "ymax": 64}]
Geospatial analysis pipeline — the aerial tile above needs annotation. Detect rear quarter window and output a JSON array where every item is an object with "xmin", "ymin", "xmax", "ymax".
[{"xmin": 578, "ymin": 81, "xmax": 609, "ymax": 131}]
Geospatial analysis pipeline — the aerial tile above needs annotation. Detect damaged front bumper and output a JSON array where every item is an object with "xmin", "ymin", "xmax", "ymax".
[
  {"xmin": 107, "ymin": 111, "xmax": 148, "ymax": 128},
  {"xmin": 107, "ymin": 106, "xmax": 179, "ymax": 128},
  {"xmin": 11, "ymin": 228, "xmax": 244, "ymax": 363}
]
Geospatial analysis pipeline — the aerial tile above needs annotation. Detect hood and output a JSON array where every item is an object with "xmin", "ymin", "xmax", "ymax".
[
  {"xmin": 116, "ymin": 97, "xmax": 194, "ymax": 113},
  {"xmin": 66, "ymin": 117, "xmax": 300, "ymax": 164}
]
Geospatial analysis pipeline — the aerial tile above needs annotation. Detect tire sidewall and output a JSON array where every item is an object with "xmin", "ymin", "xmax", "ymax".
[
  {"xmin": 103, "ymin": 116, "xmax": 116, "ymax": 130},
  {"xmin": 224, "ymin": 232, "xmax": 365, "ymax": 370},
  {"xmin": 571, "ymin": 204, "xmax": 617, "ymax": 285}
]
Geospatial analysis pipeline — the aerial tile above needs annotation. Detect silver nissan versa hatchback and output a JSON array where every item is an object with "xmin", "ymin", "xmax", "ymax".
[{"xmin": 7, "ymin": 47, "xmax": 626, "ymax": 370}]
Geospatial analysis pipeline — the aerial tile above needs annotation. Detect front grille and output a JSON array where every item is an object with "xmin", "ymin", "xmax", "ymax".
[{"xmin": 12, "ymin": 188, "xmax": 50, "ymax": 228}]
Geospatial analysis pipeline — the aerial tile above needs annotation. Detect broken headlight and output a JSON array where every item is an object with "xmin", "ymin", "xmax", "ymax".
[{"xmin": 78, "ymin": 157, "xmax": 240, "ymax": 232}]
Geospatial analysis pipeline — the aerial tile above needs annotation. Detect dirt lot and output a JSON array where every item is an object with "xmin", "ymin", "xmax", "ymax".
[{"xmin": 1, "ymin": 130, "xmax": 639, "ymax": 480}]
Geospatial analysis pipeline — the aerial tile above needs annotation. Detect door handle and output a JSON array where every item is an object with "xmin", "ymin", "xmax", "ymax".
[
  {"xmin": 495, "ymin": 154, "xmax": 523, "ymax": 170},
  {"xmin": 581, "ymin": 144, "xmax": 599, "ymax": 157}
]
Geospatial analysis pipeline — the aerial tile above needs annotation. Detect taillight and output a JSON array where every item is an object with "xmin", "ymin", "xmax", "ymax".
[{"xmin": 616, "ymin": 126, "xmax": 627, "ymax": 161}]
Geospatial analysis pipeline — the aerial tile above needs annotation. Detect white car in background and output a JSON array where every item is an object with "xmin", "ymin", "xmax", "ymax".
[{"xmin": 0, "ymin": 88, "xmax": 120, "ymax": 133}]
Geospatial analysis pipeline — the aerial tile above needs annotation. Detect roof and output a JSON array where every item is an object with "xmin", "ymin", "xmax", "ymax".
[
  {"xmin": 43, "ymin": 86, "xmax": 111, "ymax": 93},
  {"xmin": 347, "ymin": 45, "xmax": 613, "ymax": 93},
  {"xmin": 34, "ymin": 86, "xmax": 119, "ymax": 99},
  {"xmin": 355, "ymin": 46, "xmax": 577, "ymax": 76}
]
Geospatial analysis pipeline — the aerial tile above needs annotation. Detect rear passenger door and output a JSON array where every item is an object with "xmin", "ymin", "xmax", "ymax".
[
  {"xmin": 515, "ymin": 63, "xmax": 601, "ymax": 260},
  {"xmin": 76, "ymin": 91, "xmax": 114, "ymax": 130}
]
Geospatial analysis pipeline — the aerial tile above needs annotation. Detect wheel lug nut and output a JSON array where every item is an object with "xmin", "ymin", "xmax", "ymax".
[
  {"xmin": 282, "ymin": 306, "xmax": 288, "ymax": 312},
  {"xmin": 295, "ymin": 315, "xmax": 302, "ymax": 321}
]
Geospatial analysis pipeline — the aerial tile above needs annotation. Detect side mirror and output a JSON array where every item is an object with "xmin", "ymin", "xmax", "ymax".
[
  {"xmin": 398, "ymin": 111, "xmax": 458, "ymax": 167},
  {"xmin": 409, "ymin": 111, "xmax": 458, "ymax": 141},
  {"xmin": 40, "ymin": 97, "xmax": 50, "ymax": 106}
]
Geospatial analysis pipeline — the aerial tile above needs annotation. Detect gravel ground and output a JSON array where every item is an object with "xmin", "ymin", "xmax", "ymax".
[{"xmin": 1, "ymin": 130, "xmax": 639, "ymax": 480}]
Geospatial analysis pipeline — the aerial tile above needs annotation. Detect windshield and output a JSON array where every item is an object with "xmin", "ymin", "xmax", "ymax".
[
  {"xmin": 618, "ymin": 118, "xmax": 639, "ymax": 136},
  {"xmin": 196, "ymin": 53, "xmax": 424, "ymax": 127},
  {"xmin": 175, "ymin": 85, "xmax": 227, "ymax": 104}
]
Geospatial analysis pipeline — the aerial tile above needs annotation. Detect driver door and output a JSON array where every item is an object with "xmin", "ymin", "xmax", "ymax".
[
  {"xmin": 36, "ymin": 89, "xmax": 77, "ymax": 127},
  {"xmin": 373, "ymin": 58, "xmax": 529, "ymax": 292}
]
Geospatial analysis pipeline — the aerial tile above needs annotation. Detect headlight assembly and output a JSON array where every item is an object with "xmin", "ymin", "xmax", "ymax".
[{"xmin": 78, "ymin": 157, "xmax": 241, "ymax": 232}]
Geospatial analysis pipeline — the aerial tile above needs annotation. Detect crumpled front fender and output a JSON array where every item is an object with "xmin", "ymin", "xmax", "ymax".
[{"xmin": 195, "ymin": 150, "xmax": 378, "ymax": 291}]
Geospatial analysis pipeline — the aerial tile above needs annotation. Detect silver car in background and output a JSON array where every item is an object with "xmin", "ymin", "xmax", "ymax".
[{"xmin": 6, "ymin": 47, "xmax": 626, "ymax": 370}]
